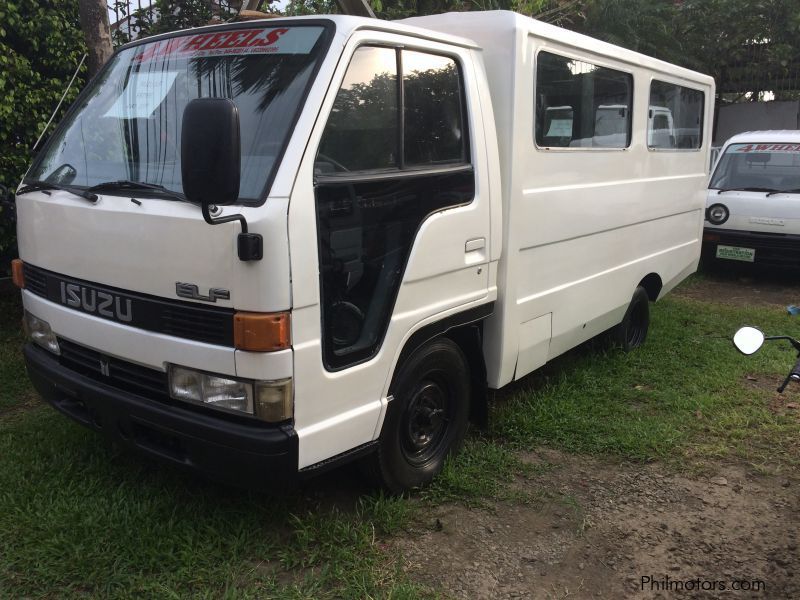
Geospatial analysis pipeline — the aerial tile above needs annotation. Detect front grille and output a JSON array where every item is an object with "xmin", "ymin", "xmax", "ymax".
[
  {"xmin": 23, "ymin": 263, "xmax": 47, "ymax": 297},
  {"xmin": 23, "ymin": 263, "xmax": 234, "ymax": 346},
  {"xmin": 59, "ymin": 339, "xmax": 169, "ymax": 401},
  {"xmin": 705, "ymin": 229, "xmax": 800, "ymax": 267}
]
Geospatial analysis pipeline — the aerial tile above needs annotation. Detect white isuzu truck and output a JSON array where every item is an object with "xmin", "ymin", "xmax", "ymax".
[{"xmin": 12, "ymin": 11, "xmax": 714, "ymax": 491}]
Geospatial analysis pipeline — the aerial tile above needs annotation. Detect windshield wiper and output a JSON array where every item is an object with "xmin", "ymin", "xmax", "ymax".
[
  {"xmin": 17, "ymin": 181, "xmax": 98, "ymax": 203},
  {"xmin": 766, "ymin": 188, "xmax": 800, "ymax": 197},
  {"xmin": 87, "ymin": 180, "xmax": 188, "ymax": 202},
  {"xmin": 716, "ymin": 187, "xmax": 778, "ymax": 194}
]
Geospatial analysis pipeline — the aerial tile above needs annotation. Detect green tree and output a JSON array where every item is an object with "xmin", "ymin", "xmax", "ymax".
[
  {"xmin": 111, "ymin": 1, "xmax": 277, "ymax": 44},
  {"xmin": 285, "ymin": 0, "xmax": 576, "ymax": 23},
  {"xmin": 578, "ymin": 0, "xmax": 800, "ymax": 101},
  {"xmin": 678, "ymin": 0, "xmax": 800, "ymax": 101},
  {"xmin": 578, "ymin": 0, "xmax": 683, "ymax": 64},
  {"xmin": 0, "ymin": 0, "xmax": 86, "ymax": 269}
]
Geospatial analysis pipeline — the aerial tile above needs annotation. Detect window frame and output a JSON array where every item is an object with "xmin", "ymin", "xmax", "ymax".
[
  {"xmin": 314, "ymin": 43, "xmax": 472, "ymax": 183},
  {"xmin": 646, "ymin": 77, "xmax": 705, "ymax": 153},
  {"xmin": 533, "ymin": 48, "xmax": 634, "ymax": 152}
]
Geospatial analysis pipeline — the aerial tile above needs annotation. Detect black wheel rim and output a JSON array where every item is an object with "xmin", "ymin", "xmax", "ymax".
[
  {"xmin": 626, "ymin": 300, "xmax": 647, "ymax": 347},
  {"xmin": 400, "ymin": 375, "xmax": 452, "ymax": 468}
]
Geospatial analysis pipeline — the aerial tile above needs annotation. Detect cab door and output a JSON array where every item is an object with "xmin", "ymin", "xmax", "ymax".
[{"xmin": 288, "ymin": 33, "xmax": 494, "ymax": 469}]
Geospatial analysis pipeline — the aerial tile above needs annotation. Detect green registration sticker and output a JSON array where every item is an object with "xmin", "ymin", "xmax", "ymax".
[{"xmin": 716, "ymin": 245, "xmax": 755, "ymax": 262}]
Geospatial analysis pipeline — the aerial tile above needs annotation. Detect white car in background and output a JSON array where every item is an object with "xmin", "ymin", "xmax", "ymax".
[{"xmin": 703, "ymin": 131, "xmax": 800, "ymax": 268}]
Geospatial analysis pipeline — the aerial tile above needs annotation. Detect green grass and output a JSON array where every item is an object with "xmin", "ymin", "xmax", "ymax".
[
  {"xmin": 0, "ymin": 408, "xmax": 429, "ymax": 598},
  {"xmin": 2, "ymin": 275, "xmax": 800, "ymax": 596},
  {"xmin": 490, "ymin": 281, "xmax": 800, "ymax": 470},
  {"xmin": 0, "ymin": 292, "xmax": 428, "ymax": 598},
  {"xmin": 0, "ymin": 289, "xmax": 29, "ymax": 413}
]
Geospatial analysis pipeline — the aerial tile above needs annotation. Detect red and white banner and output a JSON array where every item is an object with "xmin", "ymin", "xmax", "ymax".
[
  {"xmin": 732, "ymin": 143, "xmax": 800, "ymax": 153},
  {"xmin": 133, "ymin": 27, "xmax": 321, "ymax": 63}
]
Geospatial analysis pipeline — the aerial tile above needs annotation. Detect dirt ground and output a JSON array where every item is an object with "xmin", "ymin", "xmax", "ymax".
[
  {"xmin": 676, "ymin": 270, "xmax": 800, "ymax": 309},
  {"xmin": 395, "ymin": 274, "xmax": 800, "ymax": 599},
  {"xmin": 396, "ymin": 450, "xmax": 798, "ymax": 599}
]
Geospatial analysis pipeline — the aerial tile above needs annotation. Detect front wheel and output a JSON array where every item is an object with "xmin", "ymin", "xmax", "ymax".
[
  {"xmin": 362, "ymin": 338, "xmax": 470, "ymax": 493},
  {"xmin": 612, "ymin": 286, "xmax": 650, "ymax": 351}
]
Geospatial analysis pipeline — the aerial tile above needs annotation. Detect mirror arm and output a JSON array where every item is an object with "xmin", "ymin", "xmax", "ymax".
[
  {"xmin": 764, "ymin": 335, "xmax": 800, "ymax": 351},
  {"xmin": 201, "ymin": 203, "xmax": 263, "ymax": 262},
  {"xmin": 777, "ymin": 372, "xmax": 793, "ymax": 393},
  {"xmin": 202, "ymin": 202, "xmax": 249, "ymax": 233}
]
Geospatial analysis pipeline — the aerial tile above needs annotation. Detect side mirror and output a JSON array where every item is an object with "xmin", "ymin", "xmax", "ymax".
[
  {"xmin": 180, "ymin": 98, "xmax": 261, "ymax": 261},
  {"xmin": 733, "ymin": 326, "xmax": 765, "ymax": 355},
  {"xmin": 181, "ymin": 98, "xmax": 240, "ymax": 206}
]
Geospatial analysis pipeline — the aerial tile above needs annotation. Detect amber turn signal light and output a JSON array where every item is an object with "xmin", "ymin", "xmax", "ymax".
[
  {"xmin": 234, "ymin": 311, "xmax": 290, "ymax": 352},
  {"xmin": 11, "ymin": 259, "xmax": 25, "ymax": 289}
]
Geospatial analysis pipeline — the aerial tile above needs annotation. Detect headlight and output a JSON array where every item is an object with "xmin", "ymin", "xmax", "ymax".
[
  {"xmin": 168, "ymin": 365, "xmax": 293, "ymax": 422},
  {"xmin": 24, "ymin": 311, "xmax": 60, "ymax": 355},
  {"xmin": 706, "ymin": 203, "xmax": 729, "ymax": 225},
  {"xmin": 169, "ymin": 365, "xmax": 252, "ymax": 414}
]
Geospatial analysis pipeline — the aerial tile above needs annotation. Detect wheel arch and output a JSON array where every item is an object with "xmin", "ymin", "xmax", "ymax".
[
  {"xmin": 389, "ymin": 303, "xmax": 493, "ymax": 430},
  {"xmin": 638, "ymin": 273, "xmax": 663, "ymax": 301}
]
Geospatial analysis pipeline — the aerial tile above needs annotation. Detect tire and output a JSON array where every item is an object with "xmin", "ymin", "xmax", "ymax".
[
  {"xmin": 612, "ymin": 286, "xmax": 650, "ymax": 352},
  {"xmin": 362, "ymin": 337, "xmax": 471, "ymax": 493}
]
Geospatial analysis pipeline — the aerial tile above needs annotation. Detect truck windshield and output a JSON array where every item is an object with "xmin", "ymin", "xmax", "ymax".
[
  {"xmin": 710, "ymin": 142, "xmax": 800, "ymax": 193},
  {"xmin": 27, "ymin": 24, "xmax": 329, "ymax": 204}
]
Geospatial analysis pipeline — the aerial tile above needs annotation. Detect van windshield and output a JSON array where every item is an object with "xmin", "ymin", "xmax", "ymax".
[
  {"xmin": 710, "ymin": 142, "xmax": 800, "ymax": 193},
  {"xmin": 27, "ymin": 24, "xmax": 329, "ymax": 204}
]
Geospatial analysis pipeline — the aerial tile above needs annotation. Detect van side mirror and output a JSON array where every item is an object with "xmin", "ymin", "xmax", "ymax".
[
  {"xmin": 181, "ymin": 98, "xmax": 261, "ymax": 261},
  {"xmin": 733, "ymin": 326, "xmax": 765, "ymax": 355},
  {"xmin": 181, "ymin": 98, "xmax": 241, "ymax": 206}
]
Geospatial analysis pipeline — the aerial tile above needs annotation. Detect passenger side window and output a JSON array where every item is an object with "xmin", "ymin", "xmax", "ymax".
[
  {"xmin": 317, "ymin": 47, "xmax": 468, "ymax": 174},
  {"xmin": 317, "ymin": 46, "xmax": 398, "ymax": 173},
  {"xmin": 648, "ymin": 80, "xmax": 704, "ymax": 150},
  {"xmin": 535, "ymin": 51, "xmax": 633, "ymax": 149},
  {"xmin": 403, "ymin": 51, "xmax": 466, "ymax": 166}
]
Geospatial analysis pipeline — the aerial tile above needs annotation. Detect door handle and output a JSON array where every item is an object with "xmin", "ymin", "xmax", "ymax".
[{"xmin": 465, "ymin": 238, "xmax": 486, "ymax": 252}]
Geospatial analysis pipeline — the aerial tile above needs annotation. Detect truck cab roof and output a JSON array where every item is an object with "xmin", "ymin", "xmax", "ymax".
[
  {"xmin": 117, "ymin": 13, "xmax": 481, "ymax": 54},
  {"xmin": 724, "ymin": 130, "xmax": 800, "ymax": 146}
]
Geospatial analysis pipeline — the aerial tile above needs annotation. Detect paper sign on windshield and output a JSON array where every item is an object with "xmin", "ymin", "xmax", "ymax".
[
  {"xmin": 133, "ymin": 27, "xmax": 321, "ymax": 63},
  {"xmin": 104, "ymin": 71, "xmax": 179, "ymax": 118},
  {"xmin": 546, "ymin": 119, "xmax": 573, "ymax": 137}
]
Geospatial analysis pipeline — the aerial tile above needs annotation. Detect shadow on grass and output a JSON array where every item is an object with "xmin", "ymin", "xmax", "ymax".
[{"xmin": 0, "ymin": 408, "xmax": 424, "ymax": 598}]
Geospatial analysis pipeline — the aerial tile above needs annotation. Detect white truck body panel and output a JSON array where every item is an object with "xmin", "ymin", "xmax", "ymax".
[{"xmin": 403, "ymin": 11, "xmax": 714, "ymax": 387}]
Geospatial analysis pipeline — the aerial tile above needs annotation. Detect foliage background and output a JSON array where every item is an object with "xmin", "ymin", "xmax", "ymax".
[{"xmin": 0, "ymin": 0, "xmax": 87, "ymax": 272}]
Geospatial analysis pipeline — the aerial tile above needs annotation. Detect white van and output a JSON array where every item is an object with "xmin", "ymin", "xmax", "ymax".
[
  {"xmin": 704, "ymin": 131, "xmax": 800, "ymax": 267},
  {"xmin": 13, "ymin": 11, "xmax": 714, "ymax": 491}
]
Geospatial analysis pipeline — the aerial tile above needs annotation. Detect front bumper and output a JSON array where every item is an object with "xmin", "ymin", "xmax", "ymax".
[
  {"xmin": 702, "ymin": 227, "xmax": 800, "ymax": 268},
  {"xmin": 24, "ymin": 343, "xmax": 298, "ymax": 487}
]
